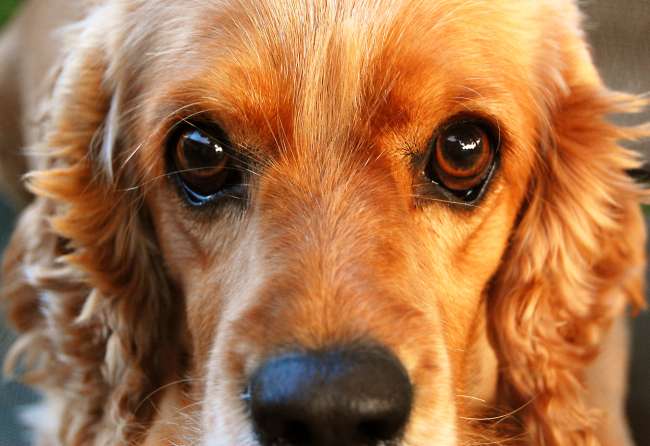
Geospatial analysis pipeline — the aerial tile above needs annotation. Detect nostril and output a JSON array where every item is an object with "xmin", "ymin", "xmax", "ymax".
[
  {"xmin": 283, "ymin": 419, "xmax": 313, "ymax": 444},
  {"xmin": 252, "ymin": 408, "xmax": 316, "ymax": 445},
  {"xmin": 357, "ymin": 417, "xmax": 400, "ymax": 441},
  {"xmin": 248, "ymin": 345, "xmax": 412, "ymax": 446}
]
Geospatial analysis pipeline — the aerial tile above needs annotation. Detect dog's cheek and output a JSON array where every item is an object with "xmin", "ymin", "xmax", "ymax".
[
  {"xmin": 145, "ymin": 193, "xmax": 241, "ymax": 370},
  {"xmin": 405, "ymin": 184, "xmax": 516, "ymax": 428}
]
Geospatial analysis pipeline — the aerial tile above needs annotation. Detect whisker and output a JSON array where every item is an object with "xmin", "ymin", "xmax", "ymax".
[
  {"xmin": 120, "ymin": 162, "xmax": 256, "ymax": 192},
  {"xmin": 457, "ymin": 394, "xmax": 488, "ymax": 404},
  {"xmin": 134, "ymin": 378, "xmax": 203, "ymax": 414},
  {"xmin": 410, "ymin": 194, "xmax": 483, "ymax": 209},
  {"xmin": 459, "ymin": 396, "xmax": 536, "ymax": 423}
]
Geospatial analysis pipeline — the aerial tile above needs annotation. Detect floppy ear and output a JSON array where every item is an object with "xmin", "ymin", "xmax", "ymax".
[
  {"xmin": 488, "ymin": 6, "xmax": 648, "ymax": 446},
  {"xmin": 1, "ymin": 6, "xmax": 177, "ymax": 445}
]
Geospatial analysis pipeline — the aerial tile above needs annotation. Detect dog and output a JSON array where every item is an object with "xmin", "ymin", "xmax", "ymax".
[{"xmin": 0, "ymin": 0, "xmax": 647, "ymax": 445}]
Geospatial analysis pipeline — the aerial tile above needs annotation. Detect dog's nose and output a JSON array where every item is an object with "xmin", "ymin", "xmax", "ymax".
[{"xmin": 247, "ymin": 346, "xmax": 412, "ymax": 446}]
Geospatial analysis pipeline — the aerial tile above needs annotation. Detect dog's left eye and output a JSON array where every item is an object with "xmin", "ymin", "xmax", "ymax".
[
  {"xmin": 423, "ymin": 120, "xmax": 497, "ymax": 202},
  {"xmin": 169, "ymin": 126, "xmax": 244, "ymax": 206}
]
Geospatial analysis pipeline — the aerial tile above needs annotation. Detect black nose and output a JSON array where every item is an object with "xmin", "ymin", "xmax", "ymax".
[{"xmin": 247, "ymin": 346, "xmax": 412, "ymax": 446}]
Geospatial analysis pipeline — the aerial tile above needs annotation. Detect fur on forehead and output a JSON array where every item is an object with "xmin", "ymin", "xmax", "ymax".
[{"xmin": 91, "ymin": 0, "xmax": 585, "ymax": 181}]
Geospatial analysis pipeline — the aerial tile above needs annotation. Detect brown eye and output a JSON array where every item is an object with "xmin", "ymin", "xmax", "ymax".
[
  {"xmin": 170, "ymin": 126, "xmax": 244, "ymax": 206},
  {"xmin": 425, "ymin": 121, "xmax": 496, "ymax": 201}
]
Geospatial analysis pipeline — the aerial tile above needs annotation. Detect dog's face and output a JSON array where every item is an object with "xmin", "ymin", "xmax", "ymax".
[
  {"xmin": 3, "ymin": 1, "xmax": 646, "ymax": 445},
  {"xmin": 134, "ymin": 1, "xmax": 560, "ymax": 444}
]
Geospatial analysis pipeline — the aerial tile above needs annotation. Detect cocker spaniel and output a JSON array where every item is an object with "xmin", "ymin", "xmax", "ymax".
[{"xmin": 0, "ymin": 0, "xmax": 647, "ymax": 445}]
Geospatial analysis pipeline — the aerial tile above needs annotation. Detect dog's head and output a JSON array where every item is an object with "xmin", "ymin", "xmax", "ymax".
[{"xmin": 2, "ymin": 1, "xmax": 647, "ymax": 445}]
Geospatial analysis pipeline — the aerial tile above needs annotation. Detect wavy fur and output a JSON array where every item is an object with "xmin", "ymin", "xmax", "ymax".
[{"xmin": 1, "ymin": 1, "xmax": 648, "ymax": 445}]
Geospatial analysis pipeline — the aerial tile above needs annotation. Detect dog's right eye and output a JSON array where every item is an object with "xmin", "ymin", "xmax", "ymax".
[{"xmin": 169, "ymin": 126, "xmax": 244, "ymax": 206}]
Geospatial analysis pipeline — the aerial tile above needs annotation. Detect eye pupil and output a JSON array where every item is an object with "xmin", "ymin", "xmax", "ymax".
[
  {"xmin": 441, "ymin": 127, "xmax": 484, "ymax": 173},
  {"xmin": 179, "ymin": 130, "xmax": 227, "ymax": 177}
]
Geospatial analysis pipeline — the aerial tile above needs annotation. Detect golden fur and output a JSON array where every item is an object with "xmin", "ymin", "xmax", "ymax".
[{"xmin": 0, "ymin": 0, "xmax": 648, "ymax": 445}]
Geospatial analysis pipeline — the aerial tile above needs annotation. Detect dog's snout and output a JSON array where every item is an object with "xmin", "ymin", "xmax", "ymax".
[{"xmin": 248, "ymin": 346, "xmax": 412, "ymax": 446}]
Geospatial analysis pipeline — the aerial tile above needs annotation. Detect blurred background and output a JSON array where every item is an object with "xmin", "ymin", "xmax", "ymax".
[
  {"xmin": 0, "ymin": 6, "xmax": 34, "ymax": 446},
  {"xmin": 0, "ymin": 1, "xmax": 648, "ymax": 445}
]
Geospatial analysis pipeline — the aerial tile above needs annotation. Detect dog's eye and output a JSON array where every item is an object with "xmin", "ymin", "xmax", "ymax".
[
  {"xmin": 424, "ymin": 121, "xmax": 496, "ymax": 201},
  {"xmin": 170, "ymin": 126, "xmax": 244, "ymax": 206}
]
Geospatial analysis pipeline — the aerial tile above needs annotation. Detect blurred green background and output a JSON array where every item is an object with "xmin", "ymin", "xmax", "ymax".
[
  {"xmin": 0, "ymin": 0, "xmax": 19, "ymax": 24},
  {"xmin": 0, "ymin": 1, "xmax": 648, "ymax": 446}
]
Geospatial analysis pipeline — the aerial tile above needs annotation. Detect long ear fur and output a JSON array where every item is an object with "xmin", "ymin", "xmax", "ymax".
[
  {"xmin": 1, "ymin": 6, "xmax": 176, "ymax": 445},
  {"xmin": 489, "ymin": 5, "xmax": 648, "ymax": 445}
]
